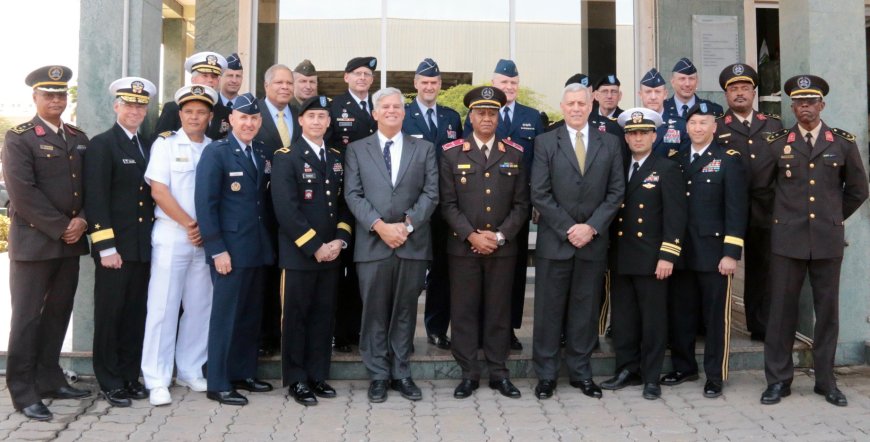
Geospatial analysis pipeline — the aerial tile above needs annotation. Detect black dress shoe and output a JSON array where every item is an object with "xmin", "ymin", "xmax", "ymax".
[
  {"xmin": 814, "ymin": 386, "xmax": 848, "ymax": 407},
  {"xmin": 333, "ymin": 344, "xmax": 352, "ymax": 353},
  {"xmin": 559, "ymin": 334, "xmax": 566, "ymax": 348},
  {"xmin": 42, "ymin": 385, "xmax": 91, "ymax": 399},
  {"xmin": 642, "ymin": 383, "xmax": 661, "ymax": 400},
  {"xmin": 569, "ymin": 379, "xmax": 602, "ymax": 399},
  {"xmin": 231, "ymin": 378, "xmax": 273, "ymax": 393},
  {"xmin": 368, "ymin": 380, "xmax": 389, "ymax": 403},
  {"xmin": 427, "ymin": 333, "xmax": 451, "ymax": 350},
  {"xmin": 124, "ymin": 380, "xmax": 148, "ymax": 400},
  {"xmin": 660, "ymin": 371, "xmax": 699, "ymax": 386},
  {"xmin": 391, "ymin": 377, "xmax": 422, "ymax": 401},
  {"xmin": 207, "ymin": 390, "xmax": 248, "ymax": 406},
  {"xmin": 21, "ymin": 402, "xmax": 52, "ymax": 421},
  {"xmin": 600, "ymin": 370, "xmax": 643, "ymax": 390},
  {"xmin": 310, "ymin": 380, "xmax": 337, "ymax": 398},
  {"xmin": 453, "ymin": 379, "xmax": 479, "ymax": 399},
  {"xmin": 489, "ymin": 378, "xmax": 521, "ymax": 398},
  {"xmin": 703, "ymin": 380, "xmax": 723, "ymax": 398},
  {"xmin": 102, "ymin": 389, "xmax": 132, "ymax": 407},
  {"xmin": 760, "ymin": 382, "xmax": 791, "ymax": 405},
  {"xmin": 535, "ymin": 379, "xmax": 556, "ymax": 399},
  {"xmin": 288, "ymin": 382, "xmax": 317, "ymax": 406},
  {"xmin": 510, "ymin": 331, "xmax": 523, "ymax": 351}
]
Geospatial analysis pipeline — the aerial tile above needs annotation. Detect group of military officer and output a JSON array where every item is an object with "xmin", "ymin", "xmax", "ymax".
[{"xmin": 3, "ymin": 48, "xmax": 867, "ymax": 420}]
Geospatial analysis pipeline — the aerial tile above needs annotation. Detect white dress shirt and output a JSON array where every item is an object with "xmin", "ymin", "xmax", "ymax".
[{"xmin": 377, "ymin": 131, "xmax": 403, "ymax": 185}]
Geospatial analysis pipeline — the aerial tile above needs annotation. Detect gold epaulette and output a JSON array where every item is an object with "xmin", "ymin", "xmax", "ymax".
[
  {"xmin": 157, "ymin": 131, "xmax": 174, "ymax": 139},
  {"xmin": 10, "ymin": 122, "xmax": 35, "ymax": 134},
  {"xmin": 64, "ymin": 122, "xmax": 85, "ymax": 135},
  {"xmin": 761, "ymin": 112, "xmax": 780, "ymax": 120},
  {"xmin": 831, "ymin": 128, "xmax": 856, "ymax": 142},
  {"xmin": 766, "ymin": 128, "xmax": 789, "ymax": 143}
]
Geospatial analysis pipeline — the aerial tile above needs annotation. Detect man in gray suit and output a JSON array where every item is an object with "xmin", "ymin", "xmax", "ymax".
[
  {"xmin": 530, "ymin": 83, "xmax": 625, "ymax": 400},
  {"xmin": 343, "ymin": 87, "xmax": 439, "ymax": 403}
]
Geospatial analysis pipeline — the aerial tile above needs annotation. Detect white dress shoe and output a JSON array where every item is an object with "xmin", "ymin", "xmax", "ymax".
[
  {"xmin": 176, "ymin": 377, "xmax": 208, "ymax": 392},
  {"xmin": 149, "ymin": 387, "xmax": 172, "ymax": 406}
]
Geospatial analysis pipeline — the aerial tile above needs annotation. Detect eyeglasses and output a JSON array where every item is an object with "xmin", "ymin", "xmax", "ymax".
[{"xmin": 350, "ymin": 71, "xmax": 374, "ymax": 79}]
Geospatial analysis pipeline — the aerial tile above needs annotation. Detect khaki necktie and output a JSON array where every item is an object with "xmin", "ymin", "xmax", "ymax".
[
  {"xmin": 277, "ymin": 111, "xmax": 291, "ymax": 147},
  {"xmin": 575, "ymin": 131, "xmax": 586, "ymax": 175}
]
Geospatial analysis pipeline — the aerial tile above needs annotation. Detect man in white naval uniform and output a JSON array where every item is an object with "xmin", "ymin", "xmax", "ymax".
[{"xmin": 140, "ymin": 85, "xmax": 218, "ymax": 405}]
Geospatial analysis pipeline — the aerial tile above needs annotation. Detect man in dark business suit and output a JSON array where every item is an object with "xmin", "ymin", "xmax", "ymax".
[
  {"xmin": 3, "ymin": 65, "xmax": 91, "ymax": 421},
  {"xmin": 84, "ymin": 76, "xmax": 157, "ymax": 407},
  {"xmin": 402, "ymin": 58, "xmax": 462, "ymax": 350},
  {"xmin": 344, "ymin": 87, "xmax": 439, "ymax": 403},
  {"xmin": 195, "ymin": 93, "xmax": 275, "ymax": 406},
  {"xmin": 155, "ymin": 52, "xmax": 227, "ymax": 137},
  {"xmin": 530, "ymin": 82, "xmax": 624, "ymax": 400}
]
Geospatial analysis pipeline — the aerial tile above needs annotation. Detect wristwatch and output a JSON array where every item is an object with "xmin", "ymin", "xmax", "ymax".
[
  {"xmin": 496, "ymin": 231, "xmax": 506, "ymax": 246},
  {"xmin": 404, "ymin": 216, "xmax": 414, "ymax": 233}
]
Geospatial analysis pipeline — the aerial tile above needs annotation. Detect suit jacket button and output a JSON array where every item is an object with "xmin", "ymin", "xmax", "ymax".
[
  {"xmin": 636, "ymin": 232, "xmax": 642, "ymax": 238},
  {"xmin": 638, "ymin": 204, "xmax": 644, "ymax": 209}
]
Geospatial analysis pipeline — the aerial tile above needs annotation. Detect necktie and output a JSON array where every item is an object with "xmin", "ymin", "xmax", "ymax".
[
  {"xmin": 503, "ymin": 107, "xmax": 512, "ymax": 127},
  {"xmin": 57, "ymin": 128, "xmax": 65, "ymax": 142},
  {"xmin": 383, "ymin": 140, "xmax": 393, "ymax": 183},
  {"xmin": 743, "ymin": 119, "xmax": 751, "ymax": 129},
  {"xmin": 276, "ymin": 111, "xmax": 291, "ymax": 147},
  {"xmin": 227, "ymin": 100, "xmax": 233, "ymax": 109},
  {"xmin": 481, "ymin": 143, "xmax": 489, "ymax": 159},
  {"xmin": 681, "ymin": 104, "xmax": 689, "ymax": 118},
  {"xmin": 319, "ymin": 148, "xmax": 327, "ymax": 164},
  {"xmin": 360, "ymin": 100, "xmax": 368, "ymax": 115},
  {"xmin": 629, "ymin": 161, "xmax": 640, "ymax": 181},
  {"xmin": 575, "ymin": 131, "xmax": 586, "ymax": 175},
  {"xmin": 692, "ymin": 152, "xmax": 700, "ymax": 163},
  {"xmin": 131, "ymin": 135, "xmax": 144, "ymax": 158},
  {"xmin": 806, "ymin": 132, "xmax": 814, "ymax": 148},
  {"xmin": 426, "ymin": 108, "xmax": 437, "ymax": 139},
  {"xmin": 245, "ymin": 145, "xmax": 257, "ymax": 170}
]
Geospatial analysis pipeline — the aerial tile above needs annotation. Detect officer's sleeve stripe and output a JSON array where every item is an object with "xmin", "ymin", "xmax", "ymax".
[
  {"xmin": 90, "ymin": 229, "xmax": 115, "ymax": 243},
  {"xmin": 295, "ymin": 229, "xmax": 317, "ymax": 248},
  {"xmin": 337, "ymin": 222, "xmax": 352, "ymax": 234},
  {"xmin": 660, "ymin": 243, "xmax": 681, "ymax": 256},
  {"xmin": 723, "ymin": 235, "xmax": 744, "ymax": 247}
]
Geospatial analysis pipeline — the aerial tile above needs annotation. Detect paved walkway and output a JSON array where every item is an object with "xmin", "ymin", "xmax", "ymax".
[{"xmin": 1, "ymin": 367, "xmax": 869, "ymax": 441}]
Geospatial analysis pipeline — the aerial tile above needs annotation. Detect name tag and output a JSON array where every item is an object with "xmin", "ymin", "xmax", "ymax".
[
  {"xmin": 457, "ymin": 164, "xmax": 471, "ymax": 170},
  {"xmin": 229, "ymin": 171, "xmax": 244, "ymax": 177},
  {"xmin": 302, "ymin": 172, "xmax": 317, "ymax": 180},
  {"xmin": 175, "ymin": 156, "xmax": 189, "ymax": 162},
  {"xmin": 40, "ymin": 144, "xmax": 54, "ymax": 150},
  {"xmin": 122, "ymin": 158, "xmax": 137, "ymax": 165},
  {"xmin": 410, "ymin": 134, "xmax": 423, "ymax": 139}
]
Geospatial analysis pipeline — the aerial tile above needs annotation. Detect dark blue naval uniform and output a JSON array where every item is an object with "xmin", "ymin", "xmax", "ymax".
[
  {"xmin": 464, "ymin": 101, "xmax": 544, "ymax": 332},
  {"xmin": 195, "ymin": 133, "xmax": 275, "ymax": 392},
  {"xmin": 668, "ymin": 143, "xmax": 746, "ymax": 383},
  {"xmin": 654, "ymin": 96, "xmax": 722, "ymax": 159},
  {"xmin": 271, "ymin": 139, "xmax": 353, "ymax": 386},
  {"xmin": 403, "ymin": 101, "xmax": 462, "ymax": 338}
]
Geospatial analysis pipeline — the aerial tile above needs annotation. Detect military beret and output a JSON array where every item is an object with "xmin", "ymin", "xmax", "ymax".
[
  {"xmin": 640, "ymin": 68, "xmax": 666, "ymax": 88},
  {"xmin": 464, "ymin": 86, "xmax": 506, "ymax": 110},
  {"xmin": 672, "ymin": 57, "xmax": 697, "ymax": 75},
  {"xmin": 232, "ymin": 92, "xmax": 260, "ymax": 115},
  {"xmin": 617, "ymin": 107, "xmax": 663, "ymax": 132},
  {"xmin": 719, "ymin": 63, "xmax": 758, "ymax": 90},
  {"xmin": 184, "ymin": 52, "xmax": 227, "ymax": 75},
  {"xmin": 26, "ymin": 65, "xmax": 72, "ymax": 92},
  {"xmin": 226, "ymin": 53, "xmax": 243, "ymax": 71},
  {"xmin": 299, "ymin": 95, "xmax": 330, "ymax": 115},
  {"xmin": 595, "ymin": 74, "xmax": 621, "ymax": 89},
  {"xmin": 783, "ymin": 74, "xmax": 829, "ymax": 99},
  {"xmin": 494, "ymin": 59, "xmax": 519, "ymax": 77},
  {"xmin": 110, "ymin": 77, "xmax": 157, "ymax": 104},
  {"xmin": 685, "ymin": 101, "xmax": 721, "ymax": 120},
  {"xmin": 564, "ymin": 73, "xmax": 590, "ymax": 87},
  {"xmin": 294, "ymin": 59, "xmax": 317, "ymax": 76},
  {"xmin": 345, "ymin": 56, "xmax": 377, "ymax": 73},
  {"xmin": 416, "ymin": 58, "xmax": 440, "ymax": 77},
  {"xmin": 174, "ymin": 85, "xmax": 218, "ymax": 108}
]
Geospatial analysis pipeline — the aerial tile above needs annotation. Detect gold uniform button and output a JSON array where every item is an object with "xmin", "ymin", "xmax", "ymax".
[
  {"xmin": 69, "ymin": 155, "xmax": 73, "ymax": 160},
  {"xmin": 71, "ymin": 173, "xmax": 76, "ymax": 178},
  {"xmin": 687, "ymin": 180, "xmax": 692, "ymax": 185},
  {"xmin": 328, "ymin": 202, "xmax": 332, "ymax": 206},
  {"xmin": 833, "ymin": 163, "xmax": 838, "ymax": 167},
  {"xmin": 620, "ymin": 203, "xmax": 625, "ymax": 208},
  {"xmin": 809, "ymin": 196, "xmax": 815, "ymax": 202},
  {"xmin": 686, "ymin": 192, "xmax": 691, "ymax": 196},
  {"xmin": 326, "ymin": 190, "xmax": 331, "ymax": 196},
  {"xmin": 810, "ymin": 213, "xmax": 816, "ymax": 219},
  {"xmin": 810, "ymin": 180, "xmax": 816, "ymax": 185},
  {"xmin": 637, "ymin": 232, "xmax": 643, "ymax": 238},
  {"xmin": 809, "ymin": 163, "xmax": 815, "ymax": 169},
  {"xmin": 750, "ymin": 154, "xmax": 756, "ymax": 159},
  {"xmin": 74, "ymin": 192, "xmax": 79, "ymax": 197},
  {"xmin": 485, "ymin": 189, "xmax": 491, "ymax": 195},
  {"xmin": 637, "ymin": 218, "xmax": 643, "ymax": 224},
  {"xmin": 486, "ymin": 224, "xmax": 492, "ymax": 228},
  {"xmin": 618, "ymin": 218, "xmax": 623, "ymax": 222},
  {"xmin": 486, "ymin": 206, "xmax": 491, "ymax": 212},
  {"xmin": 617, "ymin": 231, "xmax": 623, "ymax": 236},
  {"xmin": 748, "ymin": 140, "xmax": 753, "ymax": 145},
  {"xmin": 638, "ymin": 204, "xmax": 644, "ymax": 209},
  {"xmin": 325, "ymin": 180, "xmax": 330, "ymax": 184},
  {"xmin": 485, "ymin": 172, "xmax": 491, "ymax": 178},
  {"xmin": 453, "ymin": 232, "xmax": 458, "ymax": 237},
  {"xmin": 675, "ymin": 239, "xmax": 680, "ymax": 244},
  {"xmin": 139, "ymin": 186, "xmax": 144, "ymax": 191},
  {"xmin": 139, "ymin": 202, "xmax": 144, "ymax": 207},
  {"xmin": 138, "ymin": 217, "xmax": 143, "ymax": 222},
  {"xmin": 72, "ymin": 210, "xmax": 77, "ymax": 215},
  {"xmin": 715, "ymin": 233, "xmax": 720, "ymax": 237}
]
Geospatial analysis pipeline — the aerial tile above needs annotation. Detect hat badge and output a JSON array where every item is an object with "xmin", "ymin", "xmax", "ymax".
[
  {"xmin": 48, "ymin": 66, "xmax": 63, "ymax": 81},
  {"xmin": 368, "ymin": 59, "xmax": 376, "ymax": 68},
  {"xmin": 631, "ymin": 111, "xmax": 644, "ymax": 124},
  {"xmin": 481, "ymin": 87, "xmax": 494, "ymax": 100},
  {"xmin": 131, "ymin": 81, "xmax": 144, "ymax": 94},
  {"xmin": 732, "ymin": 64, "xmax": 744, "ymax": 75},
  {"xmin": 319, "ymin": 96, "xmax": 328, "ymax": 107},
  {"xmin": 608, "ymin": 75, "xmax": 615, "ymax": 83},
  {"xmin": 206, "ymin": 55, "xmax": 217, "ymax": 66},
  {"xmin": 797, "ymin": 76, "xmax": 811, "ymax": 89},
  {"xmin": 191, "ymin": 86, "xmax": 204, "ymax": 95},
  {"xmin": 580, "ymin": 78, "xmax": 589, "ymax": 87},
  {"xmin": 700, "ymin": 103, "xmax": 708, "ymax": 113}
]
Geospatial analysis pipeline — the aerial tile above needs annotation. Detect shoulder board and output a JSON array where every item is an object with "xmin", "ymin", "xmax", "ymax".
[
  {"xmin": 329, "ymin": 148, "xmax": 341, "ymax": 154},
  {"xmin": 766, "ymin": 128, "xmax": 789, "ymax": 143},
  {"xmin": 274, "ymin": 147, "xmax": 291, "ymax": 155},
  {"xmin": 502, "ymin": 138, "xmax": 523, "ymax": 152},
  {"xmin": 157, "ymin": 131, "xmax": 175, "ymax": 139},
  {"xmin": 64, "ymin": 122, "xmax": 84, "ymax": 134},
  {"xmin": 726, "ymin": 149, "xmax": 741, "ymax": 157},
  {"xmin": 760, "ymin": 112, "xmax": 780, "ymax": 120},
  {"xmin": 547, "ymin": 120, "xmax": 563, "ymax": 129},
  {"xmin": 442, "ymin": 138, "xmax": 465, "ymax": 151},
  {"xmin": 831, "ymin": 128, "xmax": 856, "ymax": 142},
  {"xmin": 10, "ymin": 122, "xmax": 34, "ymax": 135}
]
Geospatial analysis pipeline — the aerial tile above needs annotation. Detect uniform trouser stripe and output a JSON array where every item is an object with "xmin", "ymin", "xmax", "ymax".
[{"xmin": 722, "ymin": 274, "xmax": 732, "ymax": 381}]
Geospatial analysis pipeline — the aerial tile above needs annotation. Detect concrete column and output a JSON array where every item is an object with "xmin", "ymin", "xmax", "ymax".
[
  {"xmin": 75, "ymin": 0, "xmax": 162, "ymax": 352},
  {"xmin": 162, "ymin": 18, "xmax": 186, "ymax": 105},
  {"xmin": 779, "ymin": 0, "xmax": 869, "ymax": 365},
  {"xmin": 195, "ymin": 0, "xmax": 240, "ymax": 55}
]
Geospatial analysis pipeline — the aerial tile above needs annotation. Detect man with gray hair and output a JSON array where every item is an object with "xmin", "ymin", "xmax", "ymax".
[
  {"xmin": 344, "ymin": 87, "xmax": 439, "ymax": 403},
  {"xmin": 530, "ymin": 82, "xmax": 624, "ymax": 400}
]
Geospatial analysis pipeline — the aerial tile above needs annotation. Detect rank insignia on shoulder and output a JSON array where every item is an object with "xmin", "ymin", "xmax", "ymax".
[
  {"xmin": 10, "ymin": 122, "xmax": 35, "ymax": 134},
  {"xmin": 158, "ymin": 131, "xmax": 175, "ymax": 139},
  {"xmin": 275, "ymin": 147, "xmax": 290, "ymax": 154},
  {"xmin": 64, "ymin": 122, "xmax": 84, "ymax": 134},
  {"xmin": 462, "ymin": 142, "xmax": 472, "ymax": 152},
  {"xmin": 330, "ymin": 148, "xmax": 341, "ymax": 154},
  {"xmin": 726, "ymin": 149, "xmax": 740, "ymax": 157},
  {"xmin": 442, "ymin": 139, "xmax": 464, "ymax": 151},
  {"xmin": 502, "ymin": 138, "xmax": 523, "ymax": 152},
  {"xmin": 766, "ymin": 128, "xmax": 789, "ymax": 143},
  {"xmin": 723, "ymin": 115, "xmax": 732, "ymax": 124},
  {"xmin": 760, "ymin": 112, "xmax": 780, "ymax": 120},
  {"xmin": 718, "ymin": 133, "xmax": 731, "ymax": 138},
  {"xmin": 831, "ymin": 128, "xmax": 855, "ymax": 142},
  {"xmin": 498, "ymin": 142, "xmax": 506, "ymax": 152},
  {"xmin": 667, "ymin": 148, "xmax": 678, "ymax": 157}
]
